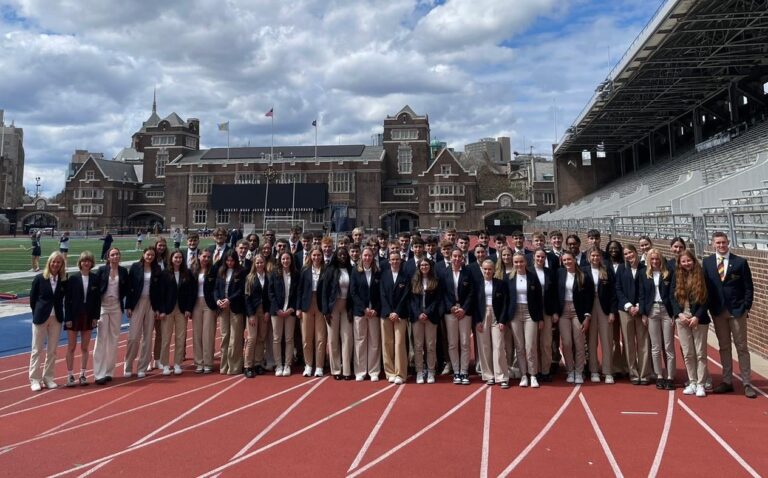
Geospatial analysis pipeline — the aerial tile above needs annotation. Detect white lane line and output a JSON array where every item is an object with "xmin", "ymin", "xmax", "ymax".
[
  {"xmin": 480, "ymin": 386, "xmax": 492, "ymax": 478},
  {"xmin": 48, "ymin": 380, "xmax": 318, "ymax": 478},
  {"xmin": 677, "ymin": 399, "xmax": 760, "ymax": 478},
  {"xmin": 706, "ymin": 356, "xmax": 768, "ymax": 399},
  {"xmin": 0, "ymin": 375, "xmax": 233, "ymax": 451},
  {"xmin": 198, "ymin": 384, "xmax": 397, "ymax": 478},
  {"xmin": 620, "ymin": 412, "xmax": 658, "ymax": 415},
  {"xmin": 75, "ymin": 377, "xmax": 246, "ymax": 478},
  {"xmin": 498, "ymin": 385, "xmax": 581, "ymax": 478},
  {"xmin": 579, "ymin": 393, "xmax": 624, "ymax": 478},
  {"xmin": 648, "ymin": 391, "xmax": 674, "ymax": 478},
  {"xmin": 37, "ymin": 387, "xmax": 144, "ymax": 436},
  {"xmin": 347, "ymin": 384, "xmax": 405, "ymax": 473},
  {"xmin": 231, "ymin": 377, "xmax": 327, "ymax": 460},
  {"xmin": 346, "ymin": 385, "xmax": 487, "ymax": 478}
]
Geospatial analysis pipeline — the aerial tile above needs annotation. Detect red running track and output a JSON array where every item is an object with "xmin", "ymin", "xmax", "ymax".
[{"xmin": 0, "ymin": 324, "xmax": 766, "ymax": 477}]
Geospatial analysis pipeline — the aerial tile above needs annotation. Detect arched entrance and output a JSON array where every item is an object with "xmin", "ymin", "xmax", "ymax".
[
  {"xmin": 21, "ymin": 212, "xmax": 59, "ymax": 234},
  {"xmin": 380, "ymin": 210, "xmax": 419, "ymax": 235},
  {"xmin": 483, "ymin": 210, "xmax": 529, "ymax": 235},
  {"xmin": 127, "ymin": 211, "xmax": 164, "ymax": 233}
]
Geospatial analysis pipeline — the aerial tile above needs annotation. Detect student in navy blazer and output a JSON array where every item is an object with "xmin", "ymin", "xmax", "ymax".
[
  {"xmin": 242, "ymin": 254, "xmax": 270, "ymax": 377},
  {"xmin": 157, "ymin": 250, "xmax": 196, "ymax": 375},
  {"xmin": 504, "ymin": 254, "xmax": 543, "ymax": 388},
  {"xmin": 321, "ymin": 248, "xmax": 355, "ymax": 379},
  {"xmin": 639, "ymin": 249, "xmax": 675, "ymax": 390},
  {"xmin": 530, "ymin": 248, "xmax": 559, "ymax": 382},
  {"xmin": 295, "ymin": 246, "xmax": 327, "ymax": 377},
  {"xmin": 476, "ymin": 260, "xmax": 509, "ymax": 387},
  {"xmin": 379, "ymin": 251, "xmax": 410, "ymax": 384},
  {"xmin": 409, "ymin": 258, "xmax": 442, "ymax": 383},
  {"xmin": 702, "ymin": 232, "xmax": 756, "ymax": 398},
  {"xmin": 441, "ymin": 248, "xmax": 475, "ymax": 384},
  {"xmin": 615, "ymin": 244, "xmax": 651, "ymax": 384},
  {"xmin": 28, "ymin": 251, "xmax": 67, "ymax": 391},
  {"xmin": 191, "ymin": 248, "xmax": 219, "ymax": 374},
  {"xmin": 268, "ymin": 252, "xmax": 300, "ymax": 376},
  {"xmin": 93, "ymin": 247, "xmax": 129, "ymax": 385},
  {"xmin": 350, "ymin": 247, "xmax": 383, "ymax": 381},
  {"xmin": 554, "ymin": 252, "xmax": 595, "ymax": 385},
  {"xmin": 64, "ymin": 251, "xmax": 101, "ymax": 387},
  {"xmin": 215, "ymin": 251, "xmax": 246, "ymax": 375},
  {"xmin": 124, "ymin": 247, "xmax": 162, "ymax": 377}
]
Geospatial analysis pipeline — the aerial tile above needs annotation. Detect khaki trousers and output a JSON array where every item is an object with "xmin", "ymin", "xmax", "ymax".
[
  {"xmin": 271, "ymin": 314, "xmax": 296, "ymax": 368},
  {"xmin": 245, "ymin": 307, "xmax": 269, "ymax": 368},
  {"xmin": 511, "ymin": 304, "xmax": 539, "ymax": 376},
  {"xmin": 300, "ymin": 293, "xmax": 327, "ymax": 370},
  {"xmin": 29, "ymin": 315, "xmax": 62, "ymax": 383},
  {"xmin": 677, "ymin": 318, "xmax": 708, "ymax": 385},
  {"xmin": 537, "ymin": 314, "xmax": 553, "ymax": 375},
  {"xmin": 476, "ymin": 308, "xmax": 508, "ymax": 382},
  {"xmin": 354, "ymin": 315, "xmax": 381, "ymax": 378},
  {"xmin": 381, "ymin": 318, "xmax": 407, "ymax": 381},
  {"xmin": 93, "ymin": 300, "xmax": 122, "ymax": 380},
  {"xmin": 327, "ymin": 299, "xmax": 353, "ymax": 376},
  {"xmin": 160, "ymin": 306, "xmax": 187, "ymax": 367},
  {"xmin": 559, "ymin": 302, "xmax": 585, "ymax": 375},
  {"xmin": 444, "ymin": 313, "xmax": 472, "ymax": 374},
  {"xmin": 125, "ymin": 296, "xmax": 154, "ymax": 374},
  {"xmin": 618, "ymin": 310, "xmax": 652, "ymax": 381},
  {"xmin": 588, "ymin": 298, "xmax": 614, "ymax": 376},
  {"xmin": 412, "ymin": 319, "xmax": 437, "ymax": 374},
  {"xmin": 192, "ymin": 297, "xmax": 217, "ymax": 368},
  {"xmin": 712, "ymin": 311, "xmax": 751, "ymax": 385},
  {"xmin": 219, "ymin": 309, "xmax": 244, "ymax": 374},
  {"xmin": 152, "ymin": 319, "xmax": 163, "ymax": 361},
  {"xmin": 612, "ymin": 319, "xmax": 628, "ymax": 374},
  {"xmin": 647, "ymin": 304, "xmax": 676, "ymax": 380}
]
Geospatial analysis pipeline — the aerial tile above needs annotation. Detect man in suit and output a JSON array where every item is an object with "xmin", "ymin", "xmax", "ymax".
[
  {"xmin": 456, "ymin": 235, "xmax": 471, "ymax": 265},
  {"xmin": 403, "ymin": 236, "xmax": 426, "ymax": 277},
  {"xmin": 207, "ymin": 227, "xmax": 231, "ymax": 266},
  {"xmin": 235, "ymin": 240, "xmax": 252, "ymax": 271},
  {"xmin": 511, "ymin": 230, "xmax": 530, "ymax": 257},
  {"xmin": 288, "ymin": 225, "xmax": 304, "ymax": 256},
  {"xmin": 529, "ymin": 232, "xmax": 559, "ymax": 270},
  {"xmin": 244, "ymin": 233, "xmax": 260, "ymax": 260},
  {"xmin": 549, "ymin": 230, "xmax": 565, "ymax": 260},
  {"xmin": 703, "ymin": 232, "xmax": 756, "ymax": 399},
  {"xmin": 398, "ymin": 232, "xmax": 413, "ymax": 261},
  {"xmin": 565, "ymin": 234, "xmax": 589, "ymax": 269},
  {"xmin": 435, "ymin": 240, "xmax": 453, "ymax": 277},
  {"xmin": 587, "ymin": 229, "xmax": 611, "ymax": 263},
  {"xmin": 184, "ymin": 232, "xmax": 201, "ymax": 270},
  {"xmin": 477, "ymin": 230, "xmax": 497, "ymax": 262}
]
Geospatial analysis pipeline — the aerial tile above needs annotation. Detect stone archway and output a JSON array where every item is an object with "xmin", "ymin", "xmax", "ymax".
[
  {"xmin": 127, "ymin": 211, "xmax": 165, "ymax": 233},
  {"xmin": 380, "ymin": 210, "xmax": 419, "ymax": 235},
  {"xmin": 483, "ymin": 210, "xmax": 530, "ymax": 235},
  {"xmin": 20, "ymin": 212, "xmax": 59, "ymax": 234}
]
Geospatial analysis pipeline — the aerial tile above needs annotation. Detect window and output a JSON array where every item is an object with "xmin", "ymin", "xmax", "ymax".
[
  {"xmin": 397, "ymin": 143, "xmax": 412, "ymax": 174},
  {"xmin": 393, "ymin": 187, "xmax": 414, "ymax": 196},
  {"xmin": 240, "ymin": 210, "xmax": 253, "ymax": 224},
  {"xmin": 74, "ymin": 188, "xmax": 104, "ymax": 200},
  {"xmin": 190, "ymin": 175, "xmax": 213, "ymax": 195},
  {"xmin": 439, "ymin": 219, "xmax": 455, "ymax": 230},
  {"xmin": 185, "ymin": 136, "xmax": 197, "ymax": 148},
  {"xmin": 391, "ymin": 129, "xmax": 418, "ymax": 140},
  {"xmin": 311, "ymin": 209, "xmax": 325, "ymax": 224},
  {"xmin": 440, "ymin": 165, "xmax": 452, "ymax": 175},
  {"xmin": 429, "ymin": 184, "xmax": 464, "ymax": 196},
  {"xmin": 543, "ymin": 192, "xmax": 555, "ymax": 205},
  {"xmin": 193, "ymin": 209, "xmax": 207, "ymax": 224},
  {"xmin": 428, "ymin": 200, "xmax": 465, "ymax": 213},
  {"xmin": 85, "ymin": 170, "xmax": 95, "ymax": 180},
  {"xmin": 330, "ymin": 171, "xmax": 353, "ymax": 193},
  {"xmin": 156, "ymin": 149, "xmax": 168, "ymax": 177},
  {"xmin": 73, "ymin": 204, "xmax": 103, "ymax": 215},
  {"xmin": 129, "ymin": 191, "xmax": 134, "ymax": 200},
  {"xmin": 117, "ymin": 190, "xmax": 122, "ymax": 200},
  {"xmin": 236, "ymin": 173, "xmax": 260, "ymax": 184},
  {"xmin": 281, "ymin": 172, "xmax": 306, "ymax": 184},
  {"xmin": 151, "ymin": 135, "xmax": 175, "ymax": 146},
  {"xmin": 145, "ymin": 191, "xmax": 165, "ymax": 198},
  {"xmin": 216, "ymin": 210, "xmax": 230, "ymax": 224}
]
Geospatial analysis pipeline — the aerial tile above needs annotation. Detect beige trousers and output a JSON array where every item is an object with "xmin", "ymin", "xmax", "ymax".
[
  {"xmin": 477, "ymin": 308, "xmax": 508, "ymax": 382},
  {"xmin": 511, "ymin": 304, "xmax": 538, "ymax": 376},
  {"xmin": 588, "ymin": 298, "xmax": 614, "ymax": 376},
  {"xmin": 327, "ymin": 299, "xmax": 353, "ymax": 376},
  {"xmin": 381, "ymin": 318, "xmax": 408, "ymax": 381},
  {"xmin": 125, "ymin": 295, "xmax": 154, "ymax": 374},
  {"xmin": 618, "ymin": 310, "xmax": 652, "ymax": 381},
  {"xmin": 354, "ymin": 315, "xmax": 381, "ymax": 378},
  {"xmin": 219, "ymin": 309, "xmax": 244, "ymax": 374},
  {"xmin": 271, "ymin": 313, "xmax": 296, "ymax": 368},
  {"xmin": 29, "ymin": 315, "xmax": 62, "ymax": 383},
  {"xmin": 712, "ymin": 311, "xmax": 751, "ymax": 385},
  {"xmin": 611, "ymin": 319, "xmax": 628, "ymax": 374},
  {"xmin": 244, "ymin": 307, "xmax": 269, "ymax": 368},
  {"xmin": 160, "ymin": 306, "xmax": 187, "ymax": 367},
  {"xmin": 677, "ymin": 318, "xmax": 708, "ymax": 385},
  {"xmin": 93, "ymin": 300, "xmax": 122, "ymax": 380},
  {"xmin": 444, "ymin": 313, "xmax": 472, "ymax": 374},
  {"xmin": 537, "ymin": 313, "xmax": 553, "ymax": 375},
  {"xmin": 559, "ymin": 302, "xmax": 586, "ymax": 375},
  {"xmin": 412, "ymin": 319, "xmax": 437, "ymax": 374},
  {"xmin": 192, "ymin": 297, "xmax": 217, "ymax": 368},
  {"xmin": 647, "ymin": 304, "xmax": 676, "ymax": 380},
  {"xmin": 300, "ymin": 293, "xmax": 327, "ymax": 370}
]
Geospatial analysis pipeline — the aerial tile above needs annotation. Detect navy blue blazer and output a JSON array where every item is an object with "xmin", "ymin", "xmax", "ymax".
[
  {"xmin": 96, "ymin": 265, "xmax": 129, "ymax": 311},
  {"xmin": 526, "ymin": 250, "xmax": 560, "ymax": 271},
  {"xmin": 615, "ymin": 263, "xmax": 646, "ymax": 310},
  {"xmin": 158, "ymin": 269, "xmax": 196, "ymax": 315},
  {"xmin": 556, "ymin": 269, "xmax": 595, "ymax": 322},
  {"xmin": 320, "ymin": 266, "xmax": 354, "ymax": 315},
  {"xmin": 409, "ymin": 284, "xmax": 442, "ymax": 324},
  {"xmin": 296, "ymin": 266, "xmax": 324, "ymax": 311},
  {"xmin": 530, "ymin": 266, "xmax": 560, "ymax": 316},
  {"xmin": 244, "ymin": 272, "xmax": 270, "ymax": 317},
  {"xmin": 587, "ymin": 266, "xmax": 619, "ymax": 316},
  {"xmin": 380, "ymin": 269, "xmax": 411, "ymax": 319},
  {"xmin": 670, "ymin": 275, "xmax": 710, "ymax": 324},
  {"xmin": 206, "ymin": 244, "xmax": 232, "ymax": 265},
  {"xmin": 197, "ymin": 268, "xmax": 218, "ymax": 311},
  {"xmin": 506, "ymin": 271, "xmax": 544, "ymax": 323},
  {"xmin": 268, "ymin": 270, "xmax": 300, "ymax": 315},
  {"xmin": 440, "ymin": 267, "xmax": 474, "ymax": 317},
  {"xmin": 214, "ymin": 268, "xmax": 246, "ymax": 314},
  {"xmin": 474, "ymin": 277, "xmax": 508, "ymax": 324},
  {"xmin": 125, "ymin": 262, "xmax": 162, "ymax": 310},
  {"xmin": 65, "ymin": 272, "xmax": 100, "ymax": 323},
  {"xmin": 350, "ymin": 269, "xmax": 382, "ymax": 317},
  {"xmin": 702, "ymin": 253, "xmax": 753, "ymax": 318},
  {"xmin": 638, "ymin": 271, "xmax": 674, "ymax": 317},
  {"xmin": 30, "ymin": 273, "xmax": 65, "ymax": 324}
]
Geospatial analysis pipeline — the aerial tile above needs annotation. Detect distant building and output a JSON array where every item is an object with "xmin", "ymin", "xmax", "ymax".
[
  {"xmin": 464, "ymin": 136, "xmax": 511, "ymax": 164},
  {"xmin": 68, "ymin": 150, "xmax": 104, "ymax": 178},
  {"xmin": 0, "ymin": 110, "xmax": 25, "ymax": 209}
]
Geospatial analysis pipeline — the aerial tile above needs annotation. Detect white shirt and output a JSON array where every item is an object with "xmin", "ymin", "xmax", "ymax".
[
  {"xmin": 452, "ymin": 270, "xmax": 461, "ymax": 300},
  {"xmin": 174, "ymin": 270, "xmax": 180, "ymax": 285},
  {"xmin": 142, "ymin": 271, "xmax": 151, "ymax": 297},
  {"xmin": 535, "ymin": 267, "xmax": 546, "ymax": 298},
  {"xmin": 653, "ymin": 271, "xmax": 662, "ymax": 302},
  {"xmin": 311, "ymin": 266, "xmax": 321, "ymax": 292},
  {"xmin": 283, "ymin": 272, "xmax": 292, "ymax": 310},
  {"xmin": 197, "ymin": 272, "xmax": 206, "ymax": 298},
  {"xmin": 516, "ymin": 274, "xmax": 528, "ymax": 304},
  {"xmin": 339, "ymin": 269, "xmax": 350, "ymax": 299},
  {"xmin": 225, "ymin": 269, "xmax": 233, "ymax": 291},
  {"xmin": 49, "ymin": 276, "xmax": 58, "ymax": 292},
  {"xmin": 484, "ymin": 280, "xmax": 493, "ymax": 305},
  {"xmin": 591, "ymin": 267, "xmax": 600, "ymax": 292},
  {"xmin": 81, "ymin": 274, "xmax": 89, "ymax": 301},
  {"xmin": 564, "ymin": 272, "xmax": 575, "ymax": 302},
  {"xmin": 716, "ymin": 253, "xmax": 730, "ymax": 277},
  {"xmin": 105, "ymin": 272, "xmax": 120, "ymax": 300}
]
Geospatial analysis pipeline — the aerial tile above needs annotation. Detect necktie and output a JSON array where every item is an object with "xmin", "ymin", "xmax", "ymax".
[
  {"xmin": 214, "ymin": 248, "xmax": 221, "ymax": 263},
  {"xmin": 717, "ymin": 256, "xmax": 725, "ymax": 281},
  {"xmin": 188, "ymin": 250, "xmax": 196, "ymax": 269}
]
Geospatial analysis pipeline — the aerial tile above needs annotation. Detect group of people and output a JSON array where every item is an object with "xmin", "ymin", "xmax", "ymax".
[{"xmin": 27, "ymin": 225, "xmax": 756, "ymax": 399}]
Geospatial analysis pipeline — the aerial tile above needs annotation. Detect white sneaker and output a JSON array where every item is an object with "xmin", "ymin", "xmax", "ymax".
[
  {"xmin": 604, "ymin": 375, "xmax": 615, "ymax": 384},
  {"xmin": 441, "ymin": 364, "xmax": 453, "ymax": 375},
  {"xmin": 356, "ymin": 375, "xmax": 365, "ymax": 382},
  {"xmin": 590, "ymin": 373, "xmax": 601, "ymax": 383},
  {"xmin": 427, "ymin": 372, "xmax": 435, "ymax": 384},
  {"xmin": 173, "ymin": 365, "xmax": 182, "ymax": 375},
  {"xmin": 394, "ymin": 377, "xmax": 404, "ymax": 385},
  {"xmin": 566, "ymin": 372, "xmax": 575, "ymax": 383},
  {"xmin": 416, "ymin": 373, "xmax": 425, "ymax": 384},
  {"xmin": 66, "ymin": 375, "xmax": 76, "ymax": 387},
  {"xmin": 124, "ymin": 371, "xmax": 132, "ymax": 378},
  {"xmin": 303, "ymin": 366, "xmax": 313, "ymax": 377},
  {"xmin": 282, "ymin": 366, "xmax": 291, "ymax": 377},
  {"xmin": 683, "ymin": 383, "xmax": 696, "ymax": 395},
  {"xmin": 30, "ymin": 380, "xmax": 42, "ymax": 392},
  {"xmin": 388, "ymin": 376, "xmax": 396, "ymax": 383},
  {"xmin": 519, "ymin": 376, "xmax": 529, "ymax": 387},
  {"xmin": 275, "ymin": 366, "xmax": 283, "ymax": 377},
  {"xmin": 575, "ymin": 374, "xmax": 584, "ymax": 385},
  {"xmin": 370, "ymin": 375, "xmax": 380, "ymax": 382},
  {"xmin": 695, "ymin": 384, "xmax": 706, "ymax": 397},
  {"xmin": 162, "ymin": 366, "xmax": 171, "ymax": 376},
  {"xmin": 43, "ymin": 379, "xmax": 58, "ymax": 389},
  {"xmin": 137, "ymin": 371, "xmax": 146, "ymax": 378},
  {"xmin": 530, "ymin": 376, "xmax": 540, "ymax": 388},
  {"xmin": 314, "ymin": 368, "xmax": 324, "ymax": 377}
]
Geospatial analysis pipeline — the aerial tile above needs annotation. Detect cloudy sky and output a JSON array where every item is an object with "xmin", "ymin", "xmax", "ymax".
[{"xmin": 0, "ymin": 0, "xmax": 663, "ymax": 197}]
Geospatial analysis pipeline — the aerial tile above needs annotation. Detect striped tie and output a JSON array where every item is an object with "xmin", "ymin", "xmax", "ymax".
[{"xmin": 717, "ymin": 256, "xmax": 725, "ymax": 281}]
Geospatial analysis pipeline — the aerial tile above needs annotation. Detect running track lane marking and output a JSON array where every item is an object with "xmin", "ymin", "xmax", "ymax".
[
  {"xmin": 347, "ymin": 384, "xmax": 405, "ymax": 472},
  {"xmin": 231, "ymin": 377, "xmax": 328, "ymax": 460},
  {"xmin": 648, "ymin": 390, "xmax": 674, "ymax": 478},
  {"xmin": 37, "ymin": 387, "xmax": 144, "ymax": 436},
  {"xmin": 47, "ymin": 380, "xmax": 319, "ymax": 478},
  {"xmin": 75, "ymin": 376, "xmax": 247, "ymax": 478},
  {"xmin": 197, "ymin": 384, "xmax": 397, "ymax": 478},
  {"xmin": 497, "ymin": 385, "xmax": 581, "ymax": 478},
  {"xmin": 346, "ymin": 385, "xmax": 488, "ymax": 478},
  {"xmin": 0, "ymin": 375, "xmax": 238, "ymax": 452},
  {"xmin": 677, "ymin": 399, "xmax": 761, "ymax": 478},
  {"xmin": 579, "ymin": 393, "xmax": 624, "ymax": 477},
  {"xmin": 480, "ymin": 386, "xmax": 492, "ymax": 478}
]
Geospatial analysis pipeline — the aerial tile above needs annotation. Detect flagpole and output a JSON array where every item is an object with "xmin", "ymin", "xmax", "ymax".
[
  {"xmin": 314, "ymin": 120, "xmax": 317, "ymax": 161},
  {"xmin": 291, "ymin": 178, "xmax": 296, "ymax": 223},
  {"xmin": 226, "ymin": 125, "xmax": 230, "ymax": 163}
]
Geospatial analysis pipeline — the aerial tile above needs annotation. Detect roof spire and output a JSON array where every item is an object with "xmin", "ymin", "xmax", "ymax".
[{"xmin": 152, "ymin": 87, "xmax": 157, "ymax": 115}]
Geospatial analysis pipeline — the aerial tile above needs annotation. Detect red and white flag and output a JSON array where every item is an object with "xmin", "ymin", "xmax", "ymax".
[{"xmin": 265, "ymin": 108, "xmax": 273, "ymax": 117}]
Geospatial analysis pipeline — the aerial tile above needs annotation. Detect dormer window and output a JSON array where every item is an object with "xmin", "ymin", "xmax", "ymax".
[
  {"xmin": 440, "ymin": 165, "xmax": 452, "ymax": 175},
  {"xmin": 85, "ymin": 170, "xmax": 95, "ymax": 181},
  {"xmin": 152, "ymin": 135, "xmax": 175, "ymax": 146}
]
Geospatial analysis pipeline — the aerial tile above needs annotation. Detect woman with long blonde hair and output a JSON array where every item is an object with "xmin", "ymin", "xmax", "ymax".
[
  {"xmin": 640, "ymin": 248, "xmax": 675, "ymax": 390},
  {"xmin": 296, "ymin": 246, "xmax": 327, "ymax": 377},
  {"xmin": 29, "ymin": 251, "xmax": 67, "ymax": 391}
]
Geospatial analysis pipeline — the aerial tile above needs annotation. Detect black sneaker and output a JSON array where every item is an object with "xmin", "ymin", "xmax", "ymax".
[
  {"xmin": 453, "ymin": 373, "xmax": 462, "ymax": 385},
  {"xmin": 245, "ymin": 368, "xmax": 255, "ymax": 379},
  {"xmin": 656, "ymin": 379, "xmax": 665, "ymax": 390},
  {"xmin": 461, "ymin": 373, "xmax": 470, "ymax": 385}
]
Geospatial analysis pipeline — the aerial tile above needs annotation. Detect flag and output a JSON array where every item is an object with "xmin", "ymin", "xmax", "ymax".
[
  {"xmin": 265, "ymin": 108, "xmax": 273, "ymax": 117},
  {"xmin": 218, "ymin": 121, "xmax": 229, "ymax": 131},
  {"xmin": 312, "ymin": 119, "xmax": 317, "ymax": 127}
]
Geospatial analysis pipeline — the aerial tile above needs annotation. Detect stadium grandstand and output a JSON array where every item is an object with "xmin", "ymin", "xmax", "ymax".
[{"xmin": 529, "ymin": 0, "xmax": 768, "ymax": 357}]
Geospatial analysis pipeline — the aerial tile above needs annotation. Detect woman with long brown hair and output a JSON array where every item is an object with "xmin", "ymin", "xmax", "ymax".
[
  {"xmin": 671, "ymin": 250, "xmax": 709, "ymax": 397},
  {"xmin": 124, "ymin": 247, "xmax": 161, "ymax": 378},
  {"xmin": 296, "ymin": 246, "xmax": 327, "ymax": 377},
  {"xmin": 409, "ymin": 258, "xmax": 441, "ymax": 384},
  {"xmin": 268, "ymin": 251, "xmax": 300, "ymax": 376},
  {"xmin": 192, "ymin": 249, "xmax": 218, "ymax": 374},
  {"xmin": 244, "ymin": 255, "xmax": 270, "ymax": 377},
  {"xmin": 215, "ymin": 251, "xmax": 246, "ymax": 374},
  {"xmin": 351, "ymin": 246, "xmax": 382, "ymax": 381},
  {"xmin": 158, "ymin": 250, "xmax": 196, "ymax": 375},
  {"xmin": 615, "ymin": 244, "xmax": 651, "ymax": 385},
  {"xmin": 93, "ymin": 247, "xmax": 129, "ymax": 385},
  {"xmin": 585, "ymin": 247, "xmax": 618, "ymax": 384}
]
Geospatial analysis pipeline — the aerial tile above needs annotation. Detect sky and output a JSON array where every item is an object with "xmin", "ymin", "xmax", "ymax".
[{"xmin": 0, "ymin": 0, "xmax": 665, "ymax": 198}]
